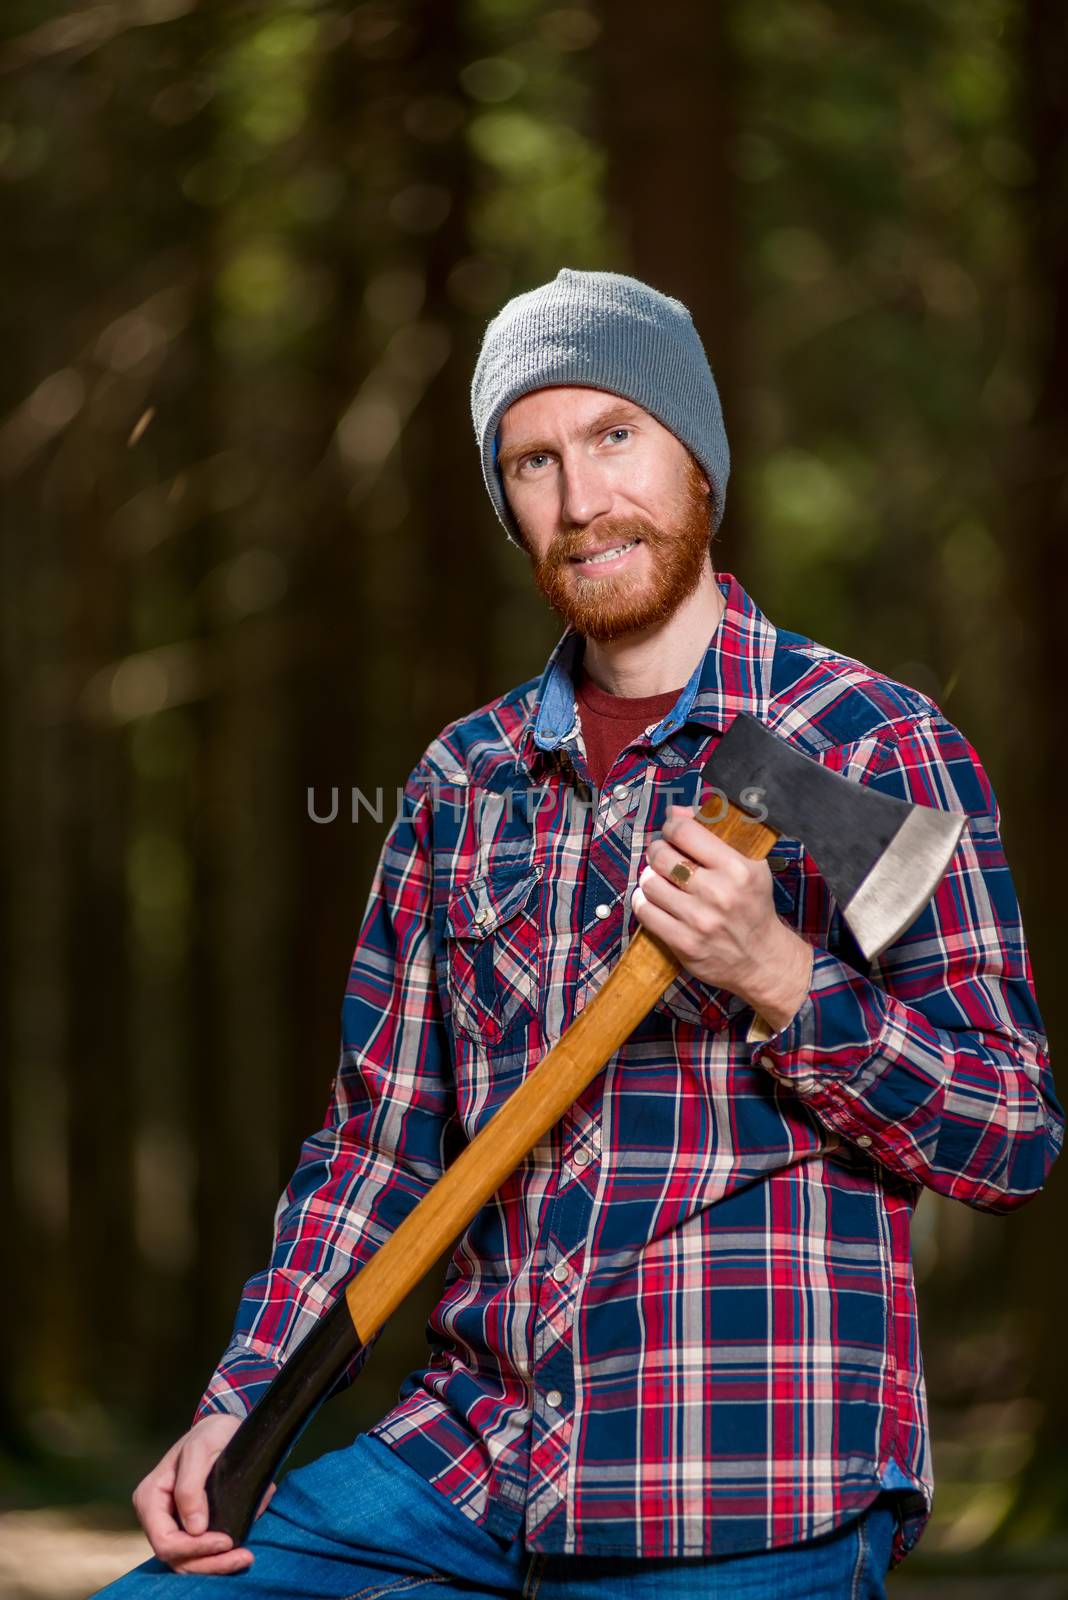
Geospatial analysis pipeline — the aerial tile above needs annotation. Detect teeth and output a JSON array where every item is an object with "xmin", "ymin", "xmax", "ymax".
[{"xmin": 580, "ymin": 540, "xmax": 638, "ymax": 565}]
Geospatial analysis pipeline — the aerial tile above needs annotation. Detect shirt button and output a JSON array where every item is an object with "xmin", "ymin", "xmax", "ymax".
[
  {"xmin": 856, "ymin": 1134, "xmax": 873, "ymax": 1148},
  {"xmin": 448, "ymin": 770, "xmax": 467, "ymax": 784},
  {"xmin": 474, "ymin": 908, "xmax": 491, "ymax": 926},
  {"xmin": 546, "ymin": 1389, "xmax": 563, "ymax": 1409},
  {"xmin": 612, "ymin": 784, "xmax": 629, "ymax": 801},
  {"xmin": 594, "ymin": 902, "xmax": 611, "ymax": 920},
  {"xmin": 552, "ymin": 1262, "xmax": 569, "ymax": 1283},
  {"xmin": 573, "ymin": 1147, "xmax": 590, "ymax": 1167}
]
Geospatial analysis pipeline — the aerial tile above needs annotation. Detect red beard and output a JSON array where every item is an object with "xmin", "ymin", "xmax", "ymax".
[{"xmin": 517, "ymin": 456, "xmax": 715, "ymax": 643}]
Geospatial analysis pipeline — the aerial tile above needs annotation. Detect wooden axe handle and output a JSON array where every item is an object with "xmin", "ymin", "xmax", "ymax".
[{"xmin": 207, "ymin": 798, "xmax": 776, "ymax": 1542}]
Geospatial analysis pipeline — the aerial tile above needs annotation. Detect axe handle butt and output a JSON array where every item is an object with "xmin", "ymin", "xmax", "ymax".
[{"xmin": 206, "ymin": 1292, "xmax": 363, "ymax": 1545}]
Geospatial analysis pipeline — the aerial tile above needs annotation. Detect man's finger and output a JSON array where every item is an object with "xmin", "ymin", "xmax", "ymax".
[
  {"xmin": 637, "ymin": 863, "xmax": 691, "ymax": 916},
  {"xmin": 255, "ymin": 1482, "xmax": 277, "ymax": 1520},
  {"xmin": 662, "ymin": 806, "xmax": 750, "ymax": 875},
  {"xmin": 137, "ymin": 1473, "xmax": 208, "ymax": 1557},
  {"xmin": 155, "ymin": 1529, "xmax": 236, "ymax": 1566},
  {"xmin": 132, "ymin": 1418, "xmax": 245, "ymax": 1571},
  {"xmin": 173, "ymin": 1435, "xmax": 218, "ymax": 1535},
  {"xmin": 140, "ymin": 1480, "xmax": 235, "ymax": 1568},
  {"xmin": 632, "ymin": 884, "xmax": 698, "ymax": 955},
  {"xmin": 644, "ymin": 844, "xmax": 699, "ymax": 887},
  {"xmin": 173, "ymin": 1548, "xmax": 254, "ymax": 1577}
]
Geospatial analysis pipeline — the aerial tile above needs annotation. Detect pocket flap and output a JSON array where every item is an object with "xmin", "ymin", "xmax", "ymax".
[{"xmin": 445, "ymin": 865, "xmax": 542, "ymax": 941}]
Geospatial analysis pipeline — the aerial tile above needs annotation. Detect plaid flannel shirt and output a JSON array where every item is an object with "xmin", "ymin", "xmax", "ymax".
[{"xmin": 195, "ymin": 571, "xmax": 1061, "ymax": 1565}]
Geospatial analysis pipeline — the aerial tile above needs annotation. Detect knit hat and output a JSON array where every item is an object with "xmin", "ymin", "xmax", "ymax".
[{"xmin": 470, "ymin": 267, "xmax": 730, "ymax": 546}]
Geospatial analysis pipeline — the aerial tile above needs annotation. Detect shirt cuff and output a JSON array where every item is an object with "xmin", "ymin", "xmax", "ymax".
[
  {"xmin": 191, "ymin": 1338, "xmax": 284, "ymax": 1428},
  {"xmin": 746, "ymin": 945, "xmax": 889, "ymax": 1102},
  {"xmin": 745, "ymin": 1011, "xmax": 775, "ymax": 1045},
  {"xmin": 744, "ymin": 935, "xmax": 823, "ymax": 1050},
  {"xmin": 744, "ymin": 942, "xmax": 943, "ymax": 1176}
]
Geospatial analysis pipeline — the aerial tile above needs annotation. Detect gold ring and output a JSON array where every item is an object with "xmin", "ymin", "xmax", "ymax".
[{"xmin": 668, "ymin": 860, "xmax": 695, "ymax": 887}]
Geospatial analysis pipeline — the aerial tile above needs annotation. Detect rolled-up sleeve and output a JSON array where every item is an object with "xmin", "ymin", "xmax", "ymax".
[
  {"xmin": 194, "ymin": 764, "xmax": 453, "ymax": 1423},
  {"xmin": 750, "ymin": 714, "xmax": 1063, "ymax": 1214}
]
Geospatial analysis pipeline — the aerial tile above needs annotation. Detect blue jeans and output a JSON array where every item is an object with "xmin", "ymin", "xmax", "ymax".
[{"xmin": 94, "ymin": 1432, "xmax": 898, "ymax": 1599}]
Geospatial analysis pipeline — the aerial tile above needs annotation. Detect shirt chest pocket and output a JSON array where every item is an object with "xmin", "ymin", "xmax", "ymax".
[{"xmin": 444, "ymin": 864, "xmax": 543, "ymax": 1046}]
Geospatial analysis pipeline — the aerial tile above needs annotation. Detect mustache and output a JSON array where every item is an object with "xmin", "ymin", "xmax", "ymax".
[{"xmin": 546, "ymin": 517, "xmax": 664, "ymax": 566}]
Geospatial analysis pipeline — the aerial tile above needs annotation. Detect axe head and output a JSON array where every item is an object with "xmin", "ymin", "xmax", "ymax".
[{"xmin": 701, "ymin": 713, "xmax": 966, "ymax": 961}]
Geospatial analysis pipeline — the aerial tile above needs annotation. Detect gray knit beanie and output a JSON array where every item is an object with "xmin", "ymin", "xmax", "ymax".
[{"xmin": 470, "ymin": 267, "xmax": 730, "ymax": 546}]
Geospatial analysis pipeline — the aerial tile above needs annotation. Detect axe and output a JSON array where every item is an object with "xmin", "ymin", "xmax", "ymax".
[{"xmin": 206, "ymin": 712, "xmax": 964, "ymax": 1542}]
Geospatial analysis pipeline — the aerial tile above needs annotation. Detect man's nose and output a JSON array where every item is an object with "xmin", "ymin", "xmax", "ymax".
[{"xmin": 559, "ymin": 454, "xmax": 613, "ymax": 527}]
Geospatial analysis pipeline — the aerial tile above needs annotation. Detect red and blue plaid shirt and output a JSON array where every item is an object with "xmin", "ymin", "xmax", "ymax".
[{"xmin": 195, "ymin": 571, "xmax": 1061, "ymax": 1565}]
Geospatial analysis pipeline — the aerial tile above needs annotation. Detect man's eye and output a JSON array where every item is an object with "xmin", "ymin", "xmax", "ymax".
[
  {"xmin": 523, "ymin": 453, "xmax": 550, "ymax": 470},
  {"xmin": 607, "ymin": 428, "xmax": 630, "ymax": 443}
]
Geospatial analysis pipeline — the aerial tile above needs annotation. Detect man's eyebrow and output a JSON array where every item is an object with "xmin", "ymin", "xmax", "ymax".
[{"xmin": 497, "ymin": 402, "xmax": 645, "ymax": 472}]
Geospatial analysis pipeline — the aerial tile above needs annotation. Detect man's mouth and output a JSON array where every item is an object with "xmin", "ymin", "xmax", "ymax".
[{"xmin": 570, "ymin": 537, "xmax": 642, "ymax": 568}]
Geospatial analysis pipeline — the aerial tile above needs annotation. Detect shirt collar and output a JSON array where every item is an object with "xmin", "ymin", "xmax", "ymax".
[{"xmin": 515, "ymin": 571, "xmax": 777, "ymax": 777}]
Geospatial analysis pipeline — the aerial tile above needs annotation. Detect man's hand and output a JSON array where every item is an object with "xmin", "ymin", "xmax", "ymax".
[
  {"xmin": 632, "ymin": 805, "xmax": 814, "ymax": 1033},
  {"xmin": 132, "ymin": 1413, "xmax": 275, "ymax": 1575}
]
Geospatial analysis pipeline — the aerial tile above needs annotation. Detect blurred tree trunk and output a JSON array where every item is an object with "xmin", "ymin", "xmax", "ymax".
[
  {"xmin": 408, "ymin": 4, "xmax": 502, "ymax": 728},
  {"xmin": 0, "ymin": 551, "xmax": 13, "ymax": 1449},
  {"xmin": 284, "ymin": 32, "xmax": 408, "ymax": 1162},
  {"xmin": 283, "ymin": 4, "xmax": 496, "ymax": 1433},
  {"xmin": 997, "ymin": 0, "xmax": 1068, "ymax": 1538},
  {"xmin": 286, "ymin": 2, "xmax": 499, "ymax": 1151},
  {"xmin": 63, "ymin": 486, "xmax": 138, "ymax": 1408},
  {"xmin": 592, "ymin": 0, "xmax": 745, "ymax": 558},
  {"xmin": 0, "ymin": 421, "xmax": 74, "ymax": 1449},
  {"xmin": 170, "ymin": 25, "xmax": 239, "ymax": 1397},
  {"xmin": 1013, "ymin": 4, "xmax": 1068, "ymax": 1033}
]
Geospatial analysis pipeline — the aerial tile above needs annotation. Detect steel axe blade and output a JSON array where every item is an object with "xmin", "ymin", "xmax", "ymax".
[{"xmin": 701, "ymin": 714, "xmax": 966, "ymax": 961}]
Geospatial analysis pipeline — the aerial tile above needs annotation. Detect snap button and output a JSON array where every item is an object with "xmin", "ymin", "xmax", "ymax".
[
  {"xmin": 594, "ymin": 902, "xmax": 611, "ymax": 920},
  {"xmin": 448, "ymin": 770, "xmax": 467, "ymax": 784},
  {"xmin": 474, "ymin": 907, "xmax": 491, "ymax": 926},
  {"xmin": 552, "ymin": 1262, "xmax": 569, "ymax": 1283},
  {"xmin": 546, "ymin": 1389, "xmax": 563, "ymax": 1409},
  {"xmin": 612, "ymin": 784, "xmax": 629, "ymax": 801},
  {"xmin": 573, "ymin": 1147, "xmax": 590, "ymax": 1167},
  {"xmin": 855, "ymin": 1134, "xmax": 873, "ymax": 1148}
]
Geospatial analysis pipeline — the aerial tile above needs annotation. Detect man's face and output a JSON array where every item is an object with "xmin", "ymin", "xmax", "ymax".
[{"xmin": 497, "ymin": 386, "xmax": 714, "ymax": 643}]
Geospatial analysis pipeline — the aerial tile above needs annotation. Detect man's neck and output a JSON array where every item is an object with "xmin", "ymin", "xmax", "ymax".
[{"xmin": 580, "ymin": 566, "xmax": 727, "ymax": 698}]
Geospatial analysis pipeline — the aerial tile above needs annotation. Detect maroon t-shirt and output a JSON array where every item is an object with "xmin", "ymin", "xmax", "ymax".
[{"xmin": 575, "ymin": 667, "xmax": 683, "ymax": 792}]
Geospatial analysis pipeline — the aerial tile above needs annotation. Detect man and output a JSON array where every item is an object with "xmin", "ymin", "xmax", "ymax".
[{"xmin": 98, "ymin": 270, "xmax": 1061, "ymax": 1598}]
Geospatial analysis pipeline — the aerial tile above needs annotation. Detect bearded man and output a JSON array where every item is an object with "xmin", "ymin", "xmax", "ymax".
[{"xmin": 96, "ymin": 270, "xmax": 1061, "ymax": 1600}]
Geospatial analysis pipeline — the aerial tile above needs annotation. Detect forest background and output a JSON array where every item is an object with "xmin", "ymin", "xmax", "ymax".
[{"xmin": 2, "ymin": 0, "xmax": 1067, "ymax": 1592}]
